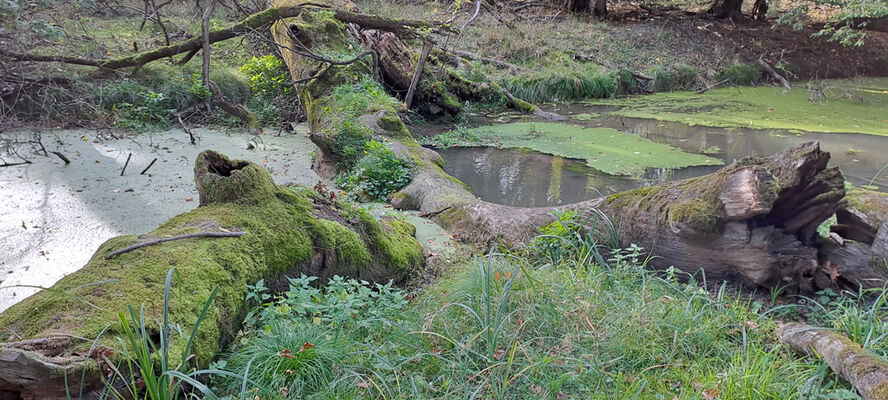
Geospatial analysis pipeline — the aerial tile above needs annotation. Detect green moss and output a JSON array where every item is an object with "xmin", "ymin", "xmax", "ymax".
[
  {"xmin": 591, "ymin": 78, "xmax": 888, "ymax": 136},
  {"xmin": 668, "ymin": 198, "xmax": 720, "ymax": 232},
  {"xmin": 0, "ymin": 157, "xmax": 423, "ymax": 368},
  {"xmin": 844, "ymin": 188, "xmax": 888, "ymax": 227}
]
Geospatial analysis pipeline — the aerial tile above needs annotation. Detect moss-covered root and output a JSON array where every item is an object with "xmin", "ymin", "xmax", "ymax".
[
  {"xmin": 780, "ymin": 323, "xmax": 888, "ymax": 400},
  {"xmin": 0, "ymin": 150, "xmax": 422, "ymax": 399}
]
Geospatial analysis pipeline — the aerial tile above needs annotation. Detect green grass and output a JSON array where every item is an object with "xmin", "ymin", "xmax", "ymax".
[
  {"xmin": 593, "ymin": 78, "xmax": 888, "ymax": 136},
  {"xmin": 210, "ymin": 211, "xmax": 888, "ymax": 399},
  {"xmin": 429, "ymin": 122, "xmax": 722, "ymax": 176}
]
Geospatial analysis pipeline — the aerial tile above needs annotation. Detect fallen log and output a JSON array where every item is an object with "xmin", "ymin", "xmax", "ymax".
[
  {"xmin": 0, "ymin": 150, "xmax": 423, "ymax": 399},
  {"xmin": 820, "ymin": 188, "xmax": 888, "ymax": 290},
  {"xmin": 270, "ymin": 0, "xmax": 886, "ymax": 292},
  {"xmin": 779, "ymin": 323, "xmax": 888, "ymax": 400}
]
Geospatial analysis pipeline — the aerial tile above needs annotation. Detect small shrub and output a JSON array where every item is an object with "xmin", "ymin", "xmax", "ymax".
[
  {"xmin": 112, "ymin": 89, "xmax": 173, "ymax": 132},
  {"xmin": 337, "ymin": 140, "xmax": 413, "ymax": 201},
  {"xmin": 652, "ymin": 64, "xmax": 700, "ymax": 92},
  {"xmin": 239, "ymin": 55, "xmax": 291, "ymax": 99},
  {"xmin": 423, "ymin": 125, "xmax": 490, "ymax": 149},
  {"xmin": 718, "ymin": 63, "xmax": 762, "ymax": 86}
]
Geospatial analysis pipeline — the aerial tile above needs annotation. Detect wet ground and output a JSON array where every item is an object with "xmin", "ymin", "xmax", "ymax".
[{"xmin": 0, "ymin": 127, "xmax": 322, "ymax": 311}]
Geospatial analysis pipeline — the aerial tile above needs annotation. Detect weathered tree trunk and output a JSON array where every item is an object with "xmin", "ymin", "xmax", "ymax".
[
  {"xmin": 820, "ymin": 189, "xmax": 888, "ymax": 289},
  {"xmin": 0, "ymin": 151, "xmax": 423, "ymax": 399},
  {"xmin": 780, "ymin": 323, "xmax": 888, "ymax": 400},
  {"xmin": 707, "ymin": 0, "xmax": 744, "ymax": 19},
  {"xmin": 592, "ymin": 0, "xmax": 608, "ymax": 17},
  {"xmin": 751, "ymin": 0, "xmax": 768, "ymax": 21},
  {"xmin": 271, "ymin": 1, "xmax": 888, "ymax": 293}
]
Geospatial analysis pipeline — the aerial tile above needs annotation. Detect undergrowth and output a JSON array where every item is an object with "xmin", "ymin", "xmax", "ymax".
[{"xmin": 206, "ymin": 211, "xmax": 886, "ymax": 399}]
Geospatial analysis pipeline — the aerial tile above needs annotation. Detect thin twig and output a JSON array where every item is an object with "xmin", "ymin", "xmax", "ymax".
[
  {"xmin": 140, "ymin": 158, "xmax": 158, "ymax": 175},
  {"xmin": 51, "ymin": 151, "xmax": 71, "ymax": 164},
  {"xmin": 696, "ymin": 79, "xmax": 729, "ymax": 94},
  {"xmin": 121, "ymin": 153, "xmax": 132, "ymax": 176},
  {"xmin": 104, "ymin": 231, "xmax": 246, "ymax": 260}
]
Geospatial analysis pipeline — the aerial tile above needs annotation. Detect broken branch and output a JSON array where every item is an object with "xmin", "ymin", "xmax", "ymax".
[{"xmin": 104, "ymin": 231, "xmax": 246, "ymax": 260}]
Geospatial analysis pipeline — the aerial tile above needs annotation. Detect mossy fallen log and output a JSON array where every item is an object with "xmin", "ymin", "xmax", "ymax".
[
  {"xmin": 269, "ymin": 0, "xmax": 888, "ymax": 293},
  {"xmin": 780, "ymin": 323, "xmax": 888, "ymax": 400},
  {"xmin": 820, "ymin": 188, "xmax": 888, "ymax": 289},
  {"xmin": 0, "ymin": 151, "xmax": 423, "ymax": 399}
]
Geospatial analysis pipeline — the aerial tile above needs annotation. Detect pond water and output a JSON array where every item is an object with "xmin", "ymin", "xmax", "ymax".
[
  {"xmin": 0, "ymin": 127, "xmax": 323, "ymax": 312},
  {"xmin": 436, "ymin": 106, "xmax": 888, "ymax": 208}
]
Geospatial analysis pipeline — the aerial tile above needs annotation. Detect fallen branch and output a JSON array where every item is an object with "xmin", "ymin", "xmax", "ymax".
[
  {"xmin": 178, "ymin": 115, "xmax": 196, "ymax": 144},
  {"xmin": 696, "ymin": 79, "xmax": 729, "ymax": 94},
  {"xmin": 140, "ymin": 158, "xmax": 157, "ymax": 175},
  {"xmin": 51, "ymin": 151, "xmax": 70, "ymax": 164},
  {"xmin": 779, "ymin": 323, "xmax": 888, "ymax": 400},
  {"xmin": 1, "ymin": 4, "xmax": 448, "ymax": 70},
  {"xmin": 120, "ymin": 153, "xmax": 132, "ymax": 176},
  {"xmin": 0, "ymin": 160, "xmax": 32, "ymax": 167},
  {"xmin": 758, "ymin": 54, "xmax": 791, "ymax": 90},
  {"xmin": 104, "ymin": 231, "xmax": 246, "ymax": 260},
  {"xmin": 405, "ymin": 41, "xmax": 433, "ymax": 108}
]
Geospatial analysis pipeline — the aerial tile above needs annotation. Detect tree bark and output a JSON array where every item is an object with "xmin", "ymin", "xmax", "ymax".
[
  {"xmin": 780, "ymin": 323, "xmax": 888, "ymax": 400},
  {"xmin": 820, "ymin": 189, "xmax": 888, "ymax": 290},
  {"xmin": 270, "ymin": 0, "xmax": 888, "ymax": 293},
  {"xmin": 707, "ymin": 0, "xmax": 744, "ymax": 19},
  {"xmin": 0, "ymin": 151, "xmax": 423, "ymax": 399}
]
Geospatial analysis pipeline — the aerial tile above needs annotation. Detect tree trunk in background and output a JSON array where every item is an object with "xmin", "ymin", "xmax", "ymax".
[
  {"xmin": 708, "ymin": 0, "xmax": 744, "ymax": 19},
  {"xmin": 751, "ymin": 0, "xmax": 768, "ymax": 21},
  {"xmin": 593, "ymin": 0, "xmax": 607, "ymax": 17},
  {"xmin": 0, "ymin": 151, "xmax": 423, "ymax": 399}
]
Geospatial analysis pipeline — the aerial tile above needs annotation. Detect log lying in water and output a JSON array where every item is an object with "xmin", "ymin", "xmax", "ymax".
[
  {"xmin": 779, "ymin": 323, "xmax": 888, "ymax": 400},
  {"xmin": 0, "ymin": 151, "xmax": 423, "ymax": 399}
]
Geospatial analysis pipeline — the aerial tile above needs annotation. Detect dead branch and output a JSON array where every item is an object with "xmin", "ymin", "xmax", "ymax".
[
  {"xmin": 1, "ymin": 4, "xmax": 448, "ymax": 70},
  {"xmin": 104, "ymin": 231, "xmax": 246, "ymax": 260},
  {"xmin": 758, "ymin": 54, "xmax": 791, "ymax": 90},
  {"xmin": 121, "ymin": 153, "xmax": 132, "ymax": 176},
  {"xmin": 405, "ymin": 41, "xmax": 433, "ymax": 108},
  {"xmin": 696, "ymin": 79, "xmax": 729, "ymax": 94},
  {"xmin": 51, "ymin": 151, "xmax": 70, "ymax": 164},
  {"xmin": 140, "ymin": 158, "xmax": 158, "ymax": 174},
  {"xmin": 779, "ymin": 323, "xmax": 888, "ymax": 400}
]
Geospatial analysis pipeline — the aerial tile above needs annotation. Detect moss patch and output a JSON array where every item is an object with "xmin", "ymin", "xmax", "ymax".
[
  {"xmin": 591, "ymin": 78, "xmax": 888, "ymax": 136},
  {"xmin": 0, "ymin": 156, "xmax": 423, "ymax": 368},
  {"xmin": 444, "ymin": 122, "xmax": 721, "ymax": 176}
]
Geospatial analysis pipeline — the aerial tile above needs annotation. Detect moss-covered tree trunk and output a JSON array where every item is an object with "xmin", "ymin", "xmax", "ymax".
[{"xmin": 0, "ymin": 151, "xmax": 422, "ymax": 399}]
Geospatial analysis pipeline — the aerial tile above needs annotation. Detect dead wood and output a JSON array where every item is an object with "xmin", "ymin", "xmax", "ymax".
[
  {"xmin": 1, "ymin": 4, "xmax": 448, "ymax": 70},
  {"xmin": 405, "ymin": 41, "xmax": 433, "ymax": 108},
  {"xmin": 104, "ymin": 231, "xmax": 247, "ymax": 260},
  {"xmin": 50, "ymin": 151, "xmax": 70, "ymax": 164},
  {"xmin": 780, "ymin": 323, "xmax": 888, "ymax": 400},
  {"xmin": 696, "ymin": 79, "xmax": 729, "ymax": 94},
  {"xmin": 140, "ymin": 158, "xmax": 157, "ymax": 174},
  {"xmin": 758, "ymin": 54, "xmax": 792, "ymax": 90},
  {"xmin": 120, "ymin": 153, "xmax": 132, "ymax": 176}
]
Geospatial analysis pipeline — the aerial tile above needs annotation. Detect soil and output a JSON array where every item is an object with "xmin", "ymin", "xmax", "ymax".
[{"xmin": 604, "ymin": 9, "xmax": 888, "ymax": 79}]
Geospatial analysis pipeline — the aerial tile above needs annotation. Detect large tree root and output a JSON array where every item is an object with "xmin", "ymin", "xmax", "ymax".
[
  {"xmin": 0, "ymin": 151, "xmax": 423, "ymax": 399},
  {"xmin": 780, "ymin": 323, "xmax": 888, "ymax": 400}
]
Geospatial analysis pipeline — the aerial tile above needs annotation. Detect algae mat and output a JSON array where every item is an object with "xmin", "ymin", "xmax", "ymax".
[
  {"xmin": 460, "ymin": 122, "xmax": 721, "ymax": 175},
  {"xmin": 593, "ymin": 78, "xmax": 888, "ymax": 136}
]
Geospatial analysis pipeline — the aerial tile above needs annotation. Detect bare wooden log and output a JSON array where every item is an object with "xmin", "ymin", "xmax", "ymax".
[{"xmin": 780, "ymin": 323, "xmax": 888, "ymax": 400}]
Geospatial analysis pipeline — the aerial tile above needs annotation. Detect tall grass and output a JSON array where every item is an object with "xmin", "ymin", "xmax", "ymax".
[
  {"xmin": 208, "ymin": 210, "xmax": 886, "ymax": 398},
  {"xmin": 501, "ymin": 65, "xmax": 618, "ymax": 103}
]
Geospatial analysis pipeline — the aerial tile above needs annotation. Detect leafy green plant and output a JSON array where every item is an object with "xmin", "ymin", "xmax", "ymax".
[
  {"xmin": 421, "ymin": 125, "xmax": 491, "ymax": 149},
  {"xmin": 337, "ymin": 140, "xmax": 413, "ymax": 201},
  {"xmin": 112, "ymin": 90, "xmax": 173, "ymax": 132},
  {"xmin": 239, "ymin": 55, "xmax": 291, "ymax": 99}
]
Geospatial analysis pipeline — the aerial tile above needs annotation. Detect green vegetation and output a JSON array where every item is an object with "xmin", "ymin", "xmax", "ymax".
[
  {"xmin": 652, "ymin": 64, "xmax": 701, "ymax": 92},
  {"xmin": 428, "ymin": 122, "xmax": 722, "ymax": 175},
  {"xmin": 337, "ymin": 140, "xmax": 413, "ymax": 201},
  {"xmin": 419, "ymin": 125, "xmax": 492, "ymax": 149},
  {"xmin": 593, "ymin": 78, "xmax": 888, "ymax": 136},
  {"xmin": 199, "ymin": 212, "xmax": 888, "ymax": 399},
  {"xmin": 502, "ymin": 61, "xmax": 618, "ymax": 103},
  {"xmin": 717, "ymin": 63, "xmax": 762, "ymax": 86},
  {"xmin": 239, "ymin": 55, "xmax": 301, "ymax": 124}
]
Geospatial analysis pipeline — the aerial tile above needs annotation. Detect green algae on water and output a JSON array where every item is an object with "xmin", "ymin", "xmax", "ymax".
[
  {"xmin": 445, "ymin": 122, "xmax": 721, "ymax": 175},
  {"xmin": 591, "ymin": 78, "xmax": 888, "ymax": 136}
]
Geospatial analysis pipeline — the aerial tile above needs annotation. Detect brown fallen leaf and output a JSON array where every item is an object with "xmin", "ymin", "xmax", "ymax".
[{"xmin": 279, "ymin": 348, "xmax": 295, "ymax": 359}]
